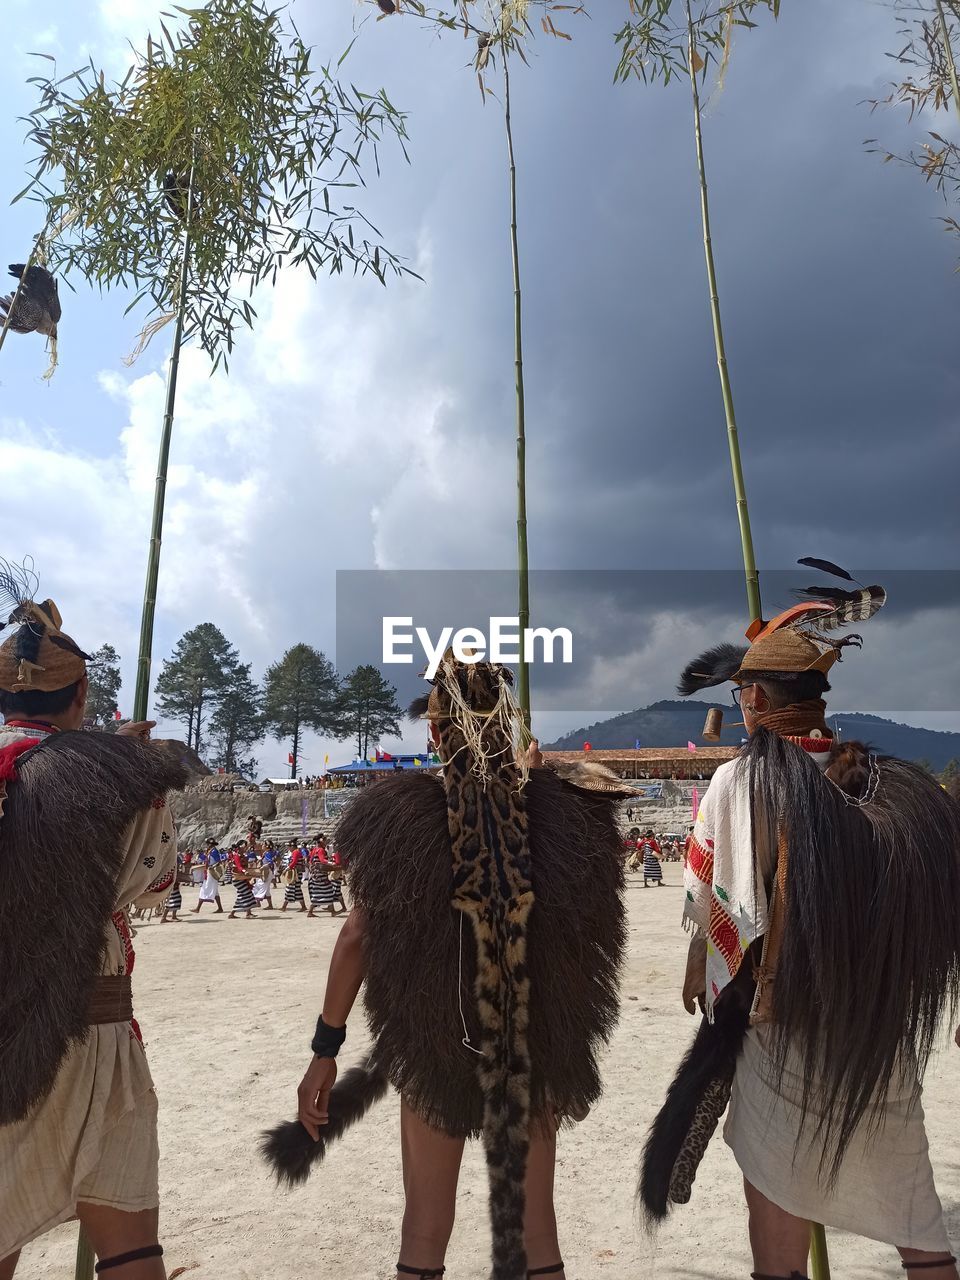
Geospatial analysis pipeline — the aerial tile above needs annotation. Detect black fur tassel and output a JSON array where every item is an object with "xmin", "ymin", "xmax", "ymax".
[
  {"xmin": 260, "ymin": 1059, "xmax": 389, "ymax": 1187},
  {"xmin": 639, "ymin": 971, "xmax": 752, "ymax": 1224},
  {"xmin": 677, "ymin": 643, "xmax": 748, "ymax": 696}
]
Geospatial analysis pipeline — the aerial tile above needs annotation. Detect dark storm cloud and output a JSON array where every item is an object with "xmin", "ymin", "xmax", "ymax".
[
  {"xmin": 335, "ymin": 569, "xmax": 960, "ymax": 715},
  {"xmin": 310, "ymin": 1, "xmax": 959, "ymax": 578}
]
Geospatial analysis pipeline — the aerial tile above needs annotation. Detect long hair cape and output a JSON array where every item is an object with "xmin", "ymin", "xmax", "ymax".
[
  {"xmin": 640, "ymin": 732, "xmax": 960, "ymax": 1219},
  {"xmin": 0, "ymin": 731, "xmax": 188, "ymax": 1123},
  {"xmin": 746, "ymin": 729, "xmax": 960, "ymax": 1181},
  {"xmin": 262, "ymin": 729, "xmax": 626, "ymax": 1280}
]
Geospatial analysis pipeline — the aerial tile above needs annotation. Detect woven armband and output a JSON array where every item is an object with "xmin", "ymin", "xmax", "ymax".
[{"xmin": 311, "ymin": 1016, "xmax": 347, "ymax": 1058}]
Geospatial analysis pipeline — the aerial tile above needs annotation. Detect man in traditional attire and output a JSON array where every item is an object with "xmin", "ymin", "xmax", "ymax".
[
  {"xmin": 263, "ymin": 653, "xmax": 631, "ymax": 1280},
  {"xmin": 640, "ymin": 565, "xmax": 960, "ymax": 1279},
  {"xmin": 0, "ymin": 567, "xmax": 187, "ymax": 1279}
]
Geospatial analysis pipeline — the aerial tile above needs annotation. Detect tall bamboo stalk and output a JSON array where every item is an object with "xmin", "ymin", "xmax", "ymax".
[
  {"xmin": 131, "ymin": 236, "xmax": 192, "ymax": 723},
  {"xmin": 132, "ymin": 161, "xmax": 196, "ymax": 724},
  {"xmin": 683, "ymin": 11, "xmax": 825, "ymax": 1275},
  {"xmin": 503, "ymin": 50, "xmax": 532, "ymax": 732},
  {"xmin": 684, "ymin": 0, "xmax": 761, "ymax": 625},
  {"xmin": 934, "ymin": 0, "xmax": 960, "ymax": 123}
]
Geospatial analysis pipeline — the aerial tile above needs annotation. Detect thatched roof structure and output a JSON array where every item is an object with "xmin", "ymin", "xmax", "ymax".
[{"xmin": 543, "ymin": 746, "xmax": 738, "ymax": 780}]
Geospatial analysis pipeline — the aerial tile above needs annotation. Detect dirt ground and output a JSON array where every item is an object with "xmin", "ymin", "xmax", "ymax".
[{"xmin": 19, "ymin": 865, "xmax": 960, "ymax": 1279}]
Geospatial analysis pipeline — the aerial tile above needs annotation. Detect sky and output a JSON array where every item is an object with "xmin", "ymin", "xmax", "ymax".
[{"xmin": 1, "ymin": 0, "xmax": 958, "ymax": 774}]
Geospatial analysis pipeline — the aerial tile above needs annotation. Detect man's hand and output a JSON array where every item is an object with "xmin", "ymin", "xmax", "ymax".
[
  {"xmin": 297, "ymin": 1056, "xmax": 338, "ymax": 1141},
  {"xmin": 955, "ymin": 1024, "xmax": 960, "ymax": 1050},
  {"xmin": 522, "ymin": 737, "xmax": 545, "ymax": 769},
  {"xmin": 116, "ymin": 720, "xmax": 156, "ymax": 740}
]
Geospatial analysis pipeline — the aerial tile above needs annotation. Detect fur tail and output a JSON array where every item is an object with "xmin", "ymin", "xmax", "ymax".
[
  {"xmin": 260, "ymin": 1058, "xmax": 389, "ymax": 1187},
  {"xmin": 639, "ymin": 1000, "xmax": 749, "ymax": 1225}
]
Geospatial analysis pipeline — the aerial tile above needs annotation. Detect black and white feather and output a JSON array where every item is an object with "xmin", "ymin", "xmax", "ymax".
[
  {"xmin": 0, "ymin": 558, "xmax": 39, "ymax": 630},
  {"xmin": 795, "ymin": 586, "xmax": 887, "ymax": 635}
]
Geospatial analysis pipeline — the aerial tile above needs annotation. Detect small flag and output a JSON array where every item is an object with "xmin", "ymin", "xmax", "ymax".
[
  {"xmin": 380, "ymin": 750, "xmax": 393, "ymax": 762},
  {"xmin": 288, "ymin": 752, "xmax": 295, "ymax": 766},
  {"xmin": 692, "ymin": 786, "xmax": 700, "ymax": 821},
  {"xmin": 634, "ymin": 738, "xmax": 641, "ymax": 750},
  {"xmin": 218, "ymin": 767, "xmax": 226, "ymax": 775},
  {"xmin": 114, "ymin": 709, "xmax": 122, "ymax": 721},
  {"xmin": 687, "ymin": 741, "xmax": 697, "ymax": 753},
  {"xmin": 583, "ymin": 742, "xmax": 592, "ymax": 752},
  {"xmin": 413, "ymin": 756, "xmax": 422, "ymax": 767},
  {"xmin": 324, "ymin": 754, "xmax": 329, "ymax": 764}
]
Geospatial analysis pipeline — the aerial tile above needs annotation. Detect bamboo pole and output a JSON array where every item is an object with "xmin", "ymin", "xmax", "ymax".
[
  {"xmin": 684, "ymin": 0, "xmax": 762, "ymax": 625},
  {"xmin": 503, "ymin": 49, "xmax": 532, "ymax": 734},
  {"xmin": 934, "ymin": 0, "xmax": 960, "ymax": 124},
  {"xmin": 810, "ymin": 1223, "xmax": 831, "ymax": 1280},
  {"xmin": 74, "ymin": 1224, "xmax": 96, "ymax": 1280}
]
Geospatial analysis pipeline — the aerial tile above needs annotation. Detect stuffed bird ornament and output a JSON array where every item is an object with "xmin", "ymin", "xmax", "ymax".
[{"xmin": 0, "ymin": 263, "xmax": 61, "ymax": 339}]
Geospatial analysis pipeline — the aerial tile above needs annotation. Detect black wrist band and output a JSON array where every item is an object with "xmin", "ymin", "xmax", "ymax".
[{"xmin": 311, "ymin": 1015, "xmax": 347, "ymax": 1058}]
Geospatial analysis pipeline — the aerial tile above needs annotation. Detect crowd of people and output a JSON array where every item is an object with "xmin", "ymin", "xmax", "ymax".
[{"xmin": 159, "ymin": 821, "xmax": 347, "ymax": 923}]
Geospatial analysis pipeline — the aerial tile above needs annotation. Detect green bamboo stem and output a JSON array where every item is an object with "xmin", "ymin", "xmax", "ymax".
[
  {"xmin": 810, "ymin": 1222, "xmax": 831, "ymax": 1280},
  {"xmin": 684, "ymin": 0, "xmax": 762, "ymax": 625},
  {"xmin": 132, "ymin": 232, "xmax": 192, "ymax": 722},
  {"xmin": 74, "ymin": 1225, "xmax": 95, "ymax": 1280},
  {"xmin": 503, "ymin": 49, "xmax": 532, "ymax": 734},
  {"xmin": 935, "ymin": 0, "xmax": 960, "ymax": 125}
]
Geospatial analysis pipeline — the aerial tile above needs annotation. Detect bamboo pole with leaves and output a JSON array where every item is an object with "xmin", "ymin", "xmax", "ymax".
[
  {"xmin": 374, "ymin": 0, "xmax": 582, "ymax": 732},
  {"xmin": 15, "ymin": 0, "xmax": 413, "ymax": 728},
  {"xmin": 865, "ymin": 0, "xmax": 960, "ymax": 265},
  {"xmin": 934, "ymin": 0, "xmax": 960, "ymax": 122}
]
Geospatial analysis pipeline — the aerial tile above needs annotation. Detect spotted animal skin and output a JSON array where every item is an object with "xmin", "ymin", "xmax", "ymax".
[
  {"xmin": 667, "ymin": 1075, "xmax": 732, "ymax": 1204},
  {"xmin": 433, "ymin": 662, "xmax": 534, "ymax": 1280}
]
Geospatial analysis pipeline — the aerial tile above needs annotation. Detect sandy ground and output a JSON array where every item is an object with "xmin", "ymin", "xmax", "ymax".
[{"xmin": 19, "ymin": 865, "xmax": 960, "ymax": 1279}]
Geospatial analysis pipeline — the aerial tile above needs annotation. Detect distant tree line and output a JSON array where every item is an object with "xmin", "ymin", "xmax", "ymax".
[{"xmin": 85, "ymin": 624, "xmax": 404, "ymax": 777}]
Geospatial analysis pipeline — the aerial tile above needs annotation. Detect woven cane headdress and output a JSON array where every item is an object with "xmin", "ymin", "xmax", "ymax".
[
  {"xmin": 0, "ymin": 559, "xmax": 89, "ymax": 695},
  {"xmin": 677, "ymin": 557, "xmax": 887, "ymax": 696}
]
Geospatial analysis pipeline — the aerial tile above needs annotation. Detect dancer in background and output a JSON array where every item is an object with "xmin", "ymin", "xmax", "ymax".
[
  {"xmin": 0, "ymin": 573, "xmax": 187, "ymax": 1278},
  {"xmin": 280, "ymin": 841, "xmax": 306, "ymax": 913},
  {"xmin": 192, "ymin": 837, "xmax": 224, "ymax": 914},
  {"xmin": 229, "ymin": 852, "xmax": 259, "ymax": 920}
]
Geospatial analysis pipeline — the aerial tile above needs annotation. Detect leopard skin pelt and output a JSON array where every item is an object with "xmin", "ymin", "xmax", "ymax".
[{"xmin": 436, "ymin": 664, "xmax": 534, "ymax": 1280}]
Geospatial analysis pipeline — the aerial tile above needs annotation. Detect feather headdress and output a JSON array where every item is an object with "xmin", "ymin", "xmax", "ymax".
[
  {"xmin": 677, "ymin": 557, "xmax": 887, "ymax": 696},
  {"xmin": 0, "ymin": 558, "xmax": 89, "ymax": 694}
]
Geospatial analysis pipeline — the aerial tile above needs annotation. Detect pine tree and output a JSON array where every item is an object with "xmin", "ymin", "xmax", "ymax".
[
  {"xmin": 86, "ymin": 644, "xmax": 122, "ymax": 727},
  {"xmin": 209, "ymin": 662, "xmax": 263, "ymax": 777},
  {"xmin": 341, "ymin": 665, "xmax": 403, "ymax": 760},
  {"xmin": 155, "ymin": 623, "xmax": 238, "ymax": 755},
  {"xmin": 262, "ymin": 644, "xmax": 345, "ymax": 777}
]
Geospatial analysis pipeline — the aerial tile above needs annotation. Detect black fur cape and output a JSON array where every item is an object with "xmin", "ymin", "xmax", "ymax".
[
  {"xmin": 262, "ymin": 767, "xmax": 626, "ymax": 1174},
  {"xmin": 640, "ymin": 733, "xmax": 960, "ymax": 1220},
  {"xmin": 0, "ymin": 730, "xmax": 188, "ymax": 1123}
]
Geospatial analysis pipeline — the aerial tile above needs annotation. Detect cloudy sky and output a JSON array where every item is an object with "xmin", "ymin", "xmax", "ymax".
[{"xmin": 1, "ymin": 0, "xmax": 958, "ymax": 772}]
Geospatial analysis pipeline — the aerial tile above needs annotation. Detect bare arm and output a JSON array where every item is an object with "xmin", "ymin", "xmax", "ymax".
[
  {"xmin": 297, "ymin": 906, "xmax": 368, "ymax": 1138},
  {"xmin": 321, "ymin": 906, "xmax": 367, "ymax": 1026}
]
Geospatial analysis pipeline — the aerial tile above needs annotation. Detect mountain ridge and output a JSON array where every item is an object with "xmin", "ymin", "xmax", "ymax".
[{"xmin": 544, "ymin": 700, "xmax": 960, "ymax": 770}]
